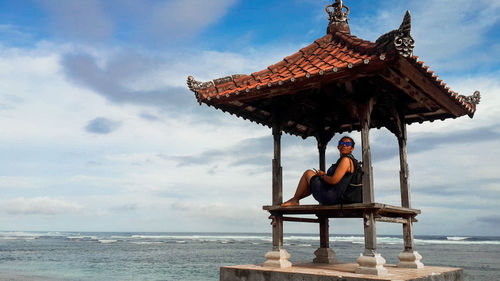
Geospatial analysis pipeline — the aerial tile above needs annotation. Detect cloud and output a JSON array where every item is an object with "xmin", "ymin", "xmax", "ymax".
[
  {"xmin": 2, "ymin": 197, "xmax": 82, "ymax": 215},
  {"xmin": 143, "ymin": 0, "xmax": 238, "ymax": 43},
  {"xmin": 37, "ymin": 0, "xmax": 237, "ymax": 45},
  {"xmin": 85, "ymin": 117, "xmax": 121, "ymax": 134},
  {"xmin": 38, "ymin": 0, "xmax": 113, "ymax": 42},
  {"xmin": 61, "ymin": 51, "xmax": 193, "ymax": 110},
  {"xmin": 477, "ymin": 215, "xmax": 500, "ymax": 225},
  {"xmin": 165, "ymin": 135, "xmax": 272, "ymax": 168}
]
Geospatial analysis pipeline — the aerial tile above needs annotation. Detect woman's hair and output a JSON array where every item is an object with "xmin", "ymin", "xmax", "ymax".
[{"xmin": 339, "ymin": 135, "xmax": 355, "ymax": 148}]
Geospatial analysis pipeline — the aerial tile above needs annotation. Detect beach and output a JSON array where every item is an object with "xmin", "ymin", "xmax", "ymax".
[{"xmin": 0, "ymin": 232, "xmax": 499, "ymax": 280}]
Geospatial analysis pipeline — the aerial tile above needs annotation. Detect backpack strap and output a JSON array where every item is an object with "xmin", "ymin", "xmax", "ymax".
[{"xmin": 341, "ymin": 154, "xmax": 355, "ymax": 173}]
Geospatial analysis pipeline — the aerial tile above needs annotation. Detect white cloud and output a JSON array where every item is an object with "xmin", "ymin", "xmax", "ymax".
[
  {"xmin": 1, "ymin": 197, "xmax": 82, "ymax": 215},
  {"xmin": 39, "ymin": 0, "xmax": 114, "ymax": 41}
]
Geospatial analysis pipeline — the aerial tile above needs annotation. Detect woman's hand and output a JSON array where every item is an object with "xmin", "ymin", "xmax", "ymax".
[{"xmin": 315, "ymin": 169, "xmax": 325, "ymax": 176}]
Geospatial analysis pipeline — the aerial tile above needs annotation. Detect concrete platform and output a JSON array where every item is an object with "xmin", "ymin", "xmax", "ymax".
[{"xmin": 220, "ymin": 263, "xmax": 463, "ymax": 281}]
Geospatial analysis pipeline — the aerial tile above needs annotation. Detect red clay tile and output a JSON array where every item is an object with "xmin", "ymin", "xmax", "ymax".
[
  {"xmin": 284, "ymin": 52, "xmax": 303, "ymax": 64},
  {"xmin": 300, "ymin": 43, "xmax": 320, "ymax": 57}
]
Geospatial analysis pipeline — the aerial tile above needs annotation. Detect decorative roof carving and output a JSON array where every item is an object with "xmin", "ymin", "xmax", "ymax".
[
  {"xmin": 376, "ymin": 11, "xmax": 415, "ymax": 57},
  {"xmin": 326, "ymin": 0, "xmax": 350, "ymax": 34},
  {"xmin": 459, "ymin": 91, "xmax": 481, "ymax": 115},
  {"xmin": 187, "ymin": 75, "xmax": 214, "ymax": 92}
]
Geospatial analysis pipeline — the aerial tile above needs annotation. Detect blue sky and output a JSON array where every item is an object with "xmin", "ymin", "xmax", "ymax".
[{"xmin": 0, "ymin": 0, "xmax": 499, "ymax": 236}]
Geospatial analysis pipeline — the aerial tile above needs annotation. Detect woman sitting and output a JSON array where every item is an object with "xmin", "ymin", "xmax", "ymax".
[{"xmin": 282, "ymin": 136, "xmax": 357, "ymax": 206}]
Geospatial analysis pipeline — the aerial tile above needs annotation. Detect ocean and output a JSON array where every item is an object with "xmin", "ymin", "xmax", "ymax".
[{"xmin": 0, "ymin": 231, "xmax": 499, "ymax": 281}]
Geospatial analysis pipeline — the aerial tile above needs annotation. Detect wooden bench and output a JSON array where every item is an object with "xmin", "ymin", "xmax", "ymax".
[
  {"xmin": 262, "ymin": 202, "xmax": 422, "ymax": 270},
  {"xmin": 263, "ymin": 203, "xmax": 420, "ymax": 221}
]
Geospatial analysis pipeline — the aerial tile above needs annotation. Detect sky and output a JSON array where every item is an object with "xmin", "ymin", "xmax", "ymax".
[{"xmin": 0, "ymin": 0, "xmax": 499, "ymax": 236}]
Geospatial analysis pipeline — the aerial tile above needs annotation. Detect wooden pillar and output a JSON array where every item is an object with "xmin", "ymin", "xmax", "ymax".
[
  {"xmin": 271, "ymin": 114, "xmax": 283, "ymax": 250},
  {"xmin": 398, "ymin": 121, "xmax": 413, "ymax": 250},
  {"xmin": 319, "ymin": 217, "xmax": 329, "ymax": 248},
  {"xmin": 272, "ymin": 122, "xmax": 283, "ymax": 207},
  {"xmin": 359, "ymin": 101, "xmax": 376, "ymax": 254},
  {"xmin": 317, "ymin": 138, "xmax": 327, "ymax": 171},
  {"xmin": 263, "ymin": 106, "xmax": 291, "ymax": 268},
  {"xmin": 397, "ymin": 119, "xmax": 424, "ymax": 268},
  {"xmin": 398, "ymin": 121, "xmax": 410, "ymax": 209},
  {"xmin": 313, "ymin": 216, "xmax": 335, "ymax": 264},
  {"xmin": 355, "ymin": 99, "xmax": 387, "ymax": 275}
]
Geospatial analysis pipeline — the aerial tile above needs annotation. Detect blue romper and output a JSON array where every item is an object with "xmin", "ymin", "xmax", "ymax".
[{"xmin": 309, "ymin": 156, "xmax": 354, "ymax": 205}]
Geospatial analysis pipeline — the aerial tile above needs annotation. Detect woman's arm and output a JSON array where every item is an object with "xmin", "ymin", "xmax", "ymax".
[{"xmin": 322, "ymin": 157, "xmax": 352, "ymax": 185}]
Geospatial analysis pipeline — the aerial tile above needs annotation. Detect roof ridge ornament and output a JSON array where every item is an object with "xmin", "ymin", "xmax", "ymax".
[
  {"xmin": 459, "ymin": 90, "xmax": 481, "ymax": 115},
  {"xmin": 326, "ymin": 0, "xmax": 351, "ymax": 34},
  {"xmin": 376, "ymin": 11, "xmax": 415, "ymax": 58}
]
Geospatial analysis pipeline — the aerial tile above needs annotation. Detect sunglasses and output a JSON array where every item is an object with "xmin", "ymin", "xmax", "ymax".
[{"xmin": 338, "ymin": 140, "xmax": 353, "ymax": 147}]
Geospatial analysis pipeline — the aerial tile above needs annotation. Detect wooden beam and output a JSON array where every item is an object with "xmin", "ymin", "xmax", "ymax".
[
  {"xmin": 379, "ymin": 68, "xmax": 438, "ymax": 112},
  {"xmin": 396, "ymin": 58, "xmax": 466, "ymax": 116}
]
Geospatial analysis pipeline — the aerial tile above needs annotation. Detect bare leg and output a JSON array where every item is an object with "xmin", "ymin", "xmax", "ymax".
[{"xmin": 282, "ymin": 170, "xmax": 316, "ymax": 206}]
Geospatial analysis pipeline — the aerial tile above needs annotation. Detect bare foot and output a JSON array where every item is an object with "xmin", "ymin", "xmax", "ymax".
[{"xmin": 281, "ymin": 199, "xmax": 299, "ymax": 207}]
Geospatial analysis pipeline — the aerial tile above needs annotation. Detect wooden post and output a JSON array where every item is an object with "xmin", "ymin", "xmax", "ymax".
[
  {"xmin": 397, "ymin": 119, "xmax": 424, "ymax": 268},
  {"xmin": 313, "ymin": 216, "xmax": 335, "ymax": 263},
  {"xmin": 359, "ymin": 101, "xmax": 376, "ymax": 254},
  {"xmin": 263, "ymin": 105, "xmax": 291, "ymax": 268},
  {"xmin": 355, "ymin": 99, "xmax": 387, "ymax": 275},
  {"xmin": 317, "ymin": 138, "xmax": 326, "ymax": 172},
  {"xmin": 272, "ymin": 123, "xmax": 283, "ymax": 207},
  {"xmin": 398, "ymin": 121, "xmax": 413, "ymax": 250},
  {"xmin": 398, "ymin": 121, "xmax": 410, "ymax": 209},
  {"xmin": 319, "ymin": 217, "xmax": 329, "ymax": 249},
  {"xmin": 271, "ymin": 113, "xmax": 283, "ymax": 250}
]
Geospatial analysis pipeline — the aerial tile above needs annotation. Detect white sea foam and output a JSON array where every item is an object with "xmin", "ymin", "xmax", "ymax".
[
  {"xmin": 415, "ymin": 239, "xmax": 500, "ymax": 245},
  {"xmin": 98, "ymin": 239, "xmax": 117, "ymax": 244},
  {"xmin": 130, "ymin": 241, "xmax": 164, "ymax": 245},
  {"xmin": 447, "ymin": 236, "xmax": 469, "ymax": 241},
  {"xmin": 66, "ymin": 236, "xmax": 98, "ymax": 240}
]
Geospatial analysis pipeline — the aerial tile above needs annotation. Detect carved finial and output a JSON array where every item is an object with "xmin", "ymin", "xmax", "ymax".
[
  {"xmin": 458, "ymin": 90, "xmax": 481, "ymax": 117},
  {"xmin": 394, "ymin": 11, "xmax": 414, "ymax": 57},
  {"xmin": 376, "ymin": 10, "xmax": 415, "ymax": 57},
  {"xmin": 326, "ymin": 0, "xmax": 351, "ymax": 34},
  {"xmin": 186, "ymin": 75, "xmax": 214, "ymax": 92},
  {"xmin": 460, "ymin": 91, "xmax": 481, "ymax": 106}
]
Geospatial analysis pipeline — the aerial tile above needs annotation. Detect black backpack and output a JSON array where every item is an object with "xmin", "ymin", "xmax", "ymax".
[{"xmin": 341, "ymin": 154, "xmax": 363, "ymax": 204}]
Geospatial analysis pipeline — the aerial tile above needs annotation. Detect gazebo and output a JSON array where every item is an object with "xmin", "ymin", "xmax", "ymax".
[{"xmin": 187, "ymin": 0, "xmax": 480, "ymax": 275}]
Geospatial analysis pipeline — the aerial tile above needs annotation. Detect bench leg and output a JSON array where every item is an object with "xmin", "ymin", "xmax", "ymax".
[
  {"xmin": 264, "ymin": 214, "xmax": 292, "ymax": 268},
  {"xmin": 313, "ymin": 216, "xmax": 335, "ymax": 263},
  {"xmin": 398, "ymin": 217, "xmax": 424, "ymax": 268},
  {"xmin": 356, "ymin": 212, "xmax": 387, "ymax": 275}
]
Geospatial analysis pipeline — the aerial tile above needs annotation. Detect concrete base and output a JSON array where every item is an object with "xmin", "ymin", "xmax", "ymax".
[
  {"xmin": 313, "ymin": 247, "xmax": 336, "ymax": 264},
  {"xmin": 398, "ymin": 250, "xmax": 424, "ymax": 268},
  {"xmin": 220, "ymin": 263, "xmax": 463, "ymax": 281},
  {"xmin": 355, "ymin": 253, "xmax": 388, "ymax": 275},
  {"xmin": 263, "ymin": 249, "xmax": 292, "ymax": 268}
]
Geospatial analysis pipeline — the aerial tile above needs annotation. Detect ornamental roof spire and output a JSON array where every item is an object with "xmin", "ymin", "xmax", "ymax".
[{"xmin": 326, "ymin": 0, "xmax": 350, "ymax": 34}]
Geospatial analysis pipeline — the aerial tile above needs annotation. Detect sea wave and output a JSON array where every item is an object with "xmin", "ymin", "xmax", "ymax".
[
  {"xmin": 2, "ymin": 232, "xmax": 499, "ymax": 245},
  {"xmin": 98, "ymin": 239, "xmax": 117, "ymax": 244},
  {"xmin": 447, "ymin": 236, "xmax": 470, "ymax": 241}
]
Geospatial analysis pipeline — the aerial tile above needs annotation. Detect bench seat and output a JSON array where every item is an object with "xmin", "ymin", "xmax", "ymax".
[{"xmin": 263, "ymin": 203, "xmax": 420, "ymax": 223}]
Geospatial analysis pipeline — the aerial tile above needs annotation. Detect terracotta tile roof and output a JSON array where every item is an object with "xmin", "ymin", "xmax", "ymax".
[
  {"xmin": 187, "ymin": 30, "xmax": 479, "ymax": 117},
  {"xmin": 187, "ymin": 32, "xmax": 383, "ymax": 102}
]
